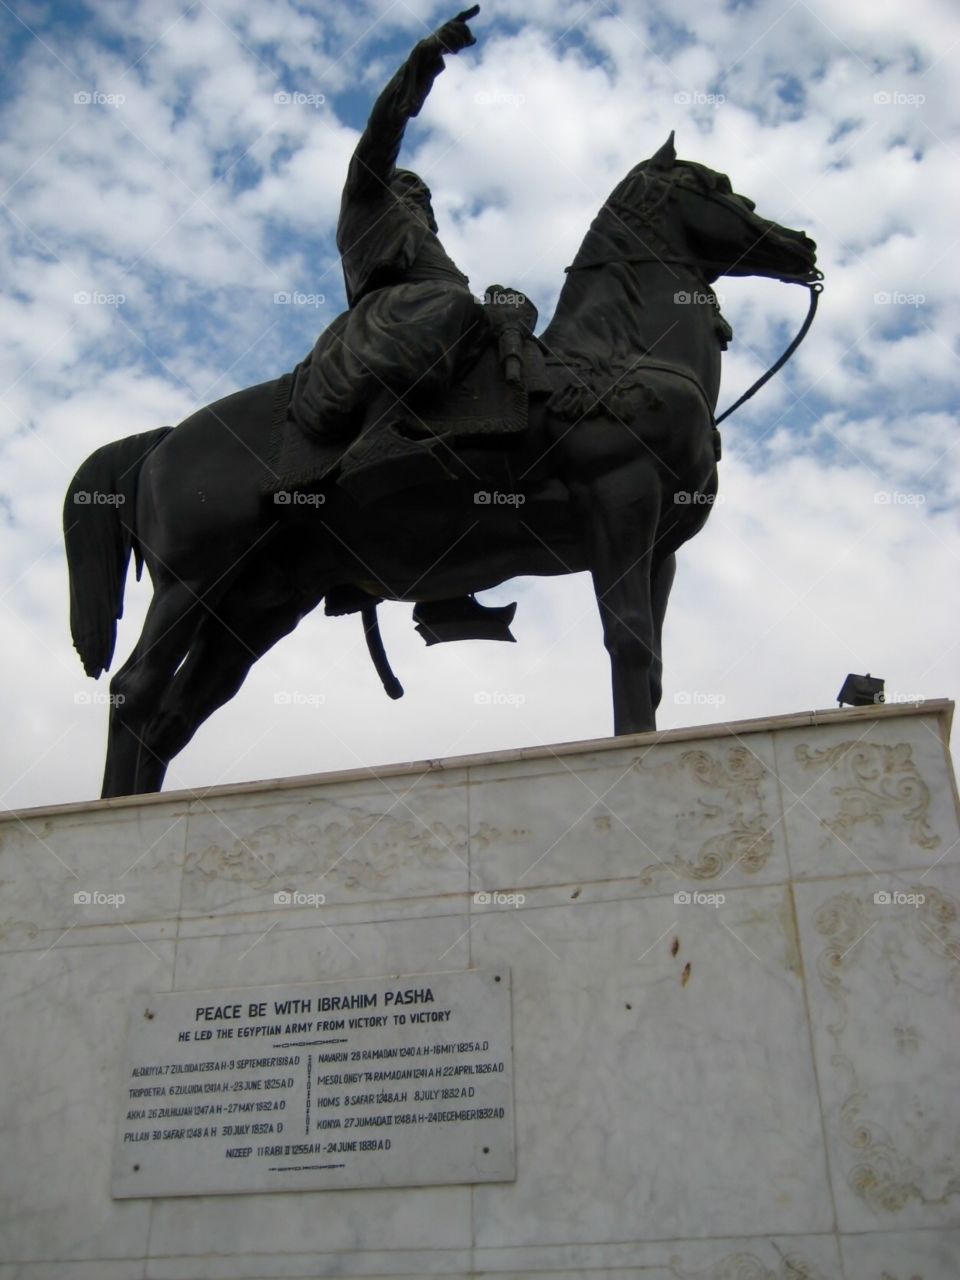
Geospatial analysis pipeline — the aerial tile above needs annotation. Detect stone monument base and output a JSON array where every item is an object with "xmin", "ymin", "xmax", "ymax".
[{"xmin": 1, "ymin": 701, "xmax": 958, "ymax": 1278}]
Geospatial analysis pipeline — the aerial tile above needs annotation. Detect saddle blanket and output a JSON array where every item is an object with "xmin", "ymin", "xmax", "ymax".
[{"xmin": 264, "ymin": 339, "xmax": 551, "ymax": 504}]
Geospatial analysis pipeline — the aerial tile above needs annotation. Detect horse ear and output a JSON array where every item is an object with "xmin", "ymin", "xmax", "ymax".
[{"xmin": 649, "ymin": 131, "xmax": 676, "ymax": 170}]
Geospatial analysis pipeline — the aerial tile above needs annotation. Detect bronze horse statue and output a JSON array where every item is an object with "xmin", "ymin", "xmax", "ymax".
[{"xmin": 64, "ymin": 134, "xmax": 819, "ymax": 797}]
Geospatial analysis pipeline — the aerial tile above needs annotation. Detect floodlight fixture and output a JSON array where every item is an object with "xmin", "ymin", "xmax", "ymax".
[{"xmin": 837, "ymin": 673, "xmax": 885, "ymax": 708}]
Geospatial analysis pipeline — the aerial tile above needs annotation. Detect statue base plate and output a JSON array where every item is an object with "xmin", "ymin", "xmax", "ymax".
[{"xmin": 1, "ymin": 701, "xmax": 958, "ymax": 1277}]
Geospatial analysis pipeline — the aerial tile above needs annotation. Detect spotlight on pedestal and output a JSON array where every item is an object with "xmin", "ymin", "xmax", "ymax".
[{"xmin": 837, "ymin": 673, "xmax": 885, "ymax": 708}]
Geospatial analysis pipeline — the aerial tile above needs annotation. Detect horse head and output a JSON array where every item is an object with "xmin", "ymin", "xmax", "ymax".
[{"xmin": 569, "ymin": 132, "xmax": 819, "ymax": 287}]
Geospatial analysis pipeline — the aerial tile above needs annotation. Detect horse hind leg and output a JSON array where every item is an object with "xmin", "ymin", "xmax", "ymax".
[
  {"xmin": 101, "ymin": 580, "xmax": 205, "ymax": 798},
  {"xmin": 133, "ymin": 591, "xmax": 311, "ymax": 791}
]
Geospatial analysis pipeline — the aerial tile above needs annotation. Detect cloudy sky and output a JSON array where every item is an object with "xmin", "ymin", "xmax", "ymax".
[{"xmin": 0, "ymin": 0, "xmax": 957, "ymax": 809}]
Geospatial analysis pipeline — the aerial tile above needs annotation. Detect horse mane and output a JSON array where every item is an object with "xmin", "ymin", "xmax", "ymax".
[
  {"xmin": 541, "ymin": 150, "xmax": 730, "ymax": 352},
  {"xmin": 564, "ymin": 162, "xmax": 674, "ymax": 276}
]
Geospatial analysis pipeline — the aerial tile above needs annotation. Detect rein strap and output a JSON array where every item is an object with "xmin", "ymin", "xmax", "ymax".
[{"xmin": 715, "ymin": 280, "xmax": 822, "ymax": 425}]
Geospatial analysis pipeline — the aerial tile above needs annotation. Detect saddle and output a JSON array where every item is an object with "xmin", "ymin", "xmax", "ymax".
[{"xmin": 266, "ymin": 285, "xmax": 551, "ymax": 505}]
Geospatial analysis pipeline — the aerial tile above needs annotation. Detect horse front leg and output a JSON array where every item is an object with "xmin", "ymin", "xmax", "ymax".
[
  {"xmin": 648, "ymin": 551, "xmax": 677, "ymax": 715},
  {"xmin": 572, "ymin": 460, "xmax": 665, "ymax": 736}
]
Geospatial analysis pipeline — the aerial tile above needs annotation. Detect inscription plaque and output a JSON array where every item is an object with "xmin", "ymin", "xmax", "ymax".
[{"xmin": 111, "ymin": 968, "xmax": 514, "ymax": 1197}]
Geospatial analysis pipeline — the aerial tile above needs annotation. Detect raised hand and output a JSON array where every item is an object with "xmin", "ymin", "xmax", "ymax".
[{"xmin": 433, "ymin": 5, "xmax": 480, "ymax": 54}]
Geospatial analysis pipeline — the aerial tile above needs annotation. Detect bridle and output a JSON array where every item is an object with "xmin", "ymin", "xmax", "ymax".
[{"xmin": 564, "ymin": 173, "xmax": 824, "ymax": 425}]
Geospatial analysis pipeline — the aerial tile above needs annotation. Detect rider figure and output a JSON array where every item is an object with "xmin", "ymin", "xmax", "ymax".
[
  {"xmin": 297, "ymin": 5, "xmax": 521, "ymax": 643},
  {"xmin": 290, "ymin": 6, "xmax": 483, "ymax": 441}
]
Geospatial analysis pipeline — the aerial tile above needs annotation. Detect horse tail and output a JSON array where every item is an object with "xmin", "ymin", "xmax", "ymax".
[
  {"xmin": 361, "ymin": 605, "xmax": 404, "ymax": 700},
  {"xmin": 63, "ymin": 427, "xmax": 174, "ymax": 678}
]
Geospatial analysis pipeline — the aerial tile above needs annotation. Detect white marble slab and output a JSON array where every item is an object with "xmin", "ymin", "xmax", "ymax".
[
  {"xmin": 0, "ymin": 937, "xmax": 173, "ymax": 1264},
  {"xmin": 148, "ymin": 1262, "xmax": 468, "ymax": 1280},
  {"xmin": 0, "ymin": 1264, "xmax": 147, "ymax": 1280},
  {"xmin": 147, "ymin": 1183, "xmax": 472, "ymax": 1263},
  {"xmin": 465, "ymin": 1234, "xmax": 844, "ymax": 1278},
  {"xmin": 795, "ymin": 867, "xmax": 960, "ymax": 1234},
  {"xmin": 773, "ymin": 714, "xmax": 958, "ymax": 880},
  {"xmin": 170, "ymin": 908, "xmax": 473, "ymax": 994},
  {"xmin": 840, "ymin": 1228, "xmax": 960, "ymax": 1279},
  {"xmin": 468, "ymin": 732, "xmax": 790, "ymax": 898},
  {"xmin": 179, "ymin": 770, "xmax": 470, "ymax": 920},
  {"xmin": 2, "ymin": 702, "xmax": 955, "ymax": 1276},
  {"xmin": 141, "ymin": 1232, "xmax": 844, "ymax": 1279},
  {"xmin": 0, "ymin": 1240, "xmax": 849, "ymax": 1280},
  {"xmin": 1, "ymin": 1234, "xmax": 839, "ymax": 1280},
  {"xmin": 0, "ymin": 804, "xmax": 188, "ymax": 952},
  {"xmin": 468, "ymin": 884, "xmax": 833, "ymax": 1245}
]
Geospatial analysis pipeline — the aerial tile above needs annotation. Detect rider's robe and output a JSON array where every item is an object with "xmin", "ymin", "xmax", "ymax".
[{"xmin": 289, "ymin": 36, "xmax": 481, "ymax": 439}]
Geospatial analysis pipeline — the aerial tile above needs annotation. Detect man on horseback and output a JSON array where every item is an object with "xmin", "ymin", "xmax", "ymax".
[
  {"xmin": 289, "ymin": 5, "xmax": 484, "ymax": 442},
  {"xmin": 290, "ymin": 4, "xmax": 521, "ymax": 641},
  {"xmin": 65, "ymin": 34, "xmax": 821, "ymax": 795}
]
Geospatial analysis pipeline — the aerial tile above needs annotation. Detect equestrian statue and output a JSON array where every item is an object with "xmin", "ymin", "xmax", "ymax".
[{"xmin": 63, "ymin": 5, "xmax": 821, "ymax": 797}]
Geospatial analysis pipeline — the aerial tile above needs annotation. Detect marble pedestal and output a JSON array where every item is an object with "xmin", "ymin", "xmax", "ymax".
[{"xmin": 1, "ymin": 701, "xmax": 958, "ymax": 1279}]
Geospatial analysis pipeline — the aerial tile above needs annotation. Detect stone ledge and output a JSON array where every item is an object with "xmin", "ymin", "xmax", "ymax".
[{"xmin": 2, "ymin": 698, "xmax": 953, "ymax": 824}]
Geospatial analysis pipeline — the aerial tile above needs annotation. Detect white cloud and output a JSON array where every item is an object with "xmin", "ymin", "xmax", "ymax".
[{"xmin": 0, "ymin": 0, "xmax": 956, "ymax": 809}]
